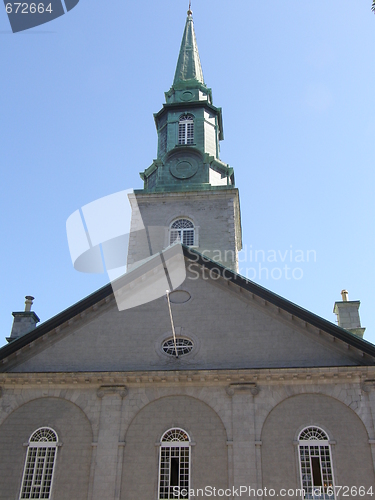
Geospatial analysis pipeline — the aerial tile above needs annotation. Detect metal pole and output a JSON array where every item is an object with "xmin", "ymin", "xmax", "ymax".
[{"xmin": 166, "ymin": 290, "xmax": 178, "ymax": 358}]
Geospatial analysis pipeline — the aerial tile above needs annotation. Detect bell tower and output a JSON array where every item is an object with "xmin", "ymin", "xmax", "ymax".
[{"xmin": 128, "ymin": 8, "xmax": 242, "ymax": 271}]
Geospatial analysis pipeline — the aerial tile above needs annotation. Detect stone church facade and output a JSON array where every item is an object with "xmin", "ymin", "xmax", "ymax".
[{"xmin": 1, "ymin": 9, "xmax": 375, "ymax": 500}]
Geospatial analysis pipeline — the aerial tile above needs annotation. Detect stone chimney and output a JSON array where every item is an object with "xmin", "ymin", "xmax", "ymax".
[
  {"xmin": 7, "ymin": 296, "xmax": 40, "ymax": 343},
  {"xmin": 333, "ymin": 290, "xmax": 366, "ymax": 338}
]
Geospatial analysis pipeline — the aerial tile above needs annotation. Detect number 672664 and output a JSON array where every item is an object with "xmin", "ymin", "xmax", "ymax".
[{"xmin": 5, "ymin": 3, "xmax": 53, "ymax": 14}]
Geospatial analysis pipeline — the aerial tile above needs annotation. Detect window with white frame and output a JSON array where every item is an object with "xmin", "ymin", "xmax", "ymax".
[
  {"xmin": 162, "ymin": 337, "xmax": 194, "ymax": 357},
  {"xmin": 19, "ymin": 427, "xmax": 58, "ymax": 500},
  {"xmin": 178, "ymin": 115, "xmax": 194, "ymax": 145},
  {"xmin": 159, "ymin": 428, "xmax": 190, "ymax": 499},
  {"xmin": 298, "ymin": 427, "xmax": 335, "ymax": 500},
  {"xmin": 170, "ymin": 219, "xmax": 195, "ymax": 246}
]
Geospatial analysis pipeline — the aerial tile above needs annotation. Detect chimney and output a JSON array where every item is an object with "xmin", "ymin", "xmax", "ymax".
[
  {"xmin": 7, "ymin": 296, "xmax": 40, "ymax": 343},
  {"xmin": 333, "ymin": 290, "xmax": 366, "ymax": 338}
]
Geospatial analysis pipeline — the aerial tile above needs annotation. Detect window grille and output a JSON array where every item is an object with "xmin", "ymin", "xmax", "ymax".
[
  {"xmin": 19, "ymin": 428, "xmax": 58, "ymax": 500},
  {"xmin": 159, "ymin": 428, "xmax": 190, "ymax": 499},
  {"xmin": 178, "ymin": 115, "xmax": 194, "ymax": 145},
  {"xmin": 170, "ymin": 219, "xmax": 195, "ymax": 246},
  {"xmin": 162, "ymin": 338, "xmax": 193, "ymax": 356},
  {"xmin": 298, "ymin": 427, "xmax": 335, "ymax": 500}
]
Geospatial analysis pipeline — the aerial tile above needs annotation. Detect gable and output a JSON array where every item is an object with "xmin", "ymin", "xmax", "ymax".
[{"xmin": 2, "ymin": 256, "xmax": 373, "ymax": 373}]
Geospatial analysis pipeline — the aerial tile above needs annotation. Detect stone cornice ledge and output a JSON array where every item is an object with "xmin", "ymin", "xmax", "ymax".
[{"xmin": 0, "ymin": 366, "xmax": 374, "ymax": 387}]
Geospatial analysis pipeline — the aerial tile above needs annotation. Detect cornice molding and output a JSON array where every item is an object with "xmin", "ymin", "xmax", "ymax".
[{"xmin": 0, "ymin": 367, "xmax": 373, "ymax": 389}]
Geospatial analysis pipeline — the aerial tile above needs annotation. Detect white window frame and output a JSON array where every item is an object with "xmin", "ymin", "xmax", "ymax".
[
  {"xmin": 170, "ymin": 218, "xmax": 195, "ymax": 247},
  {"xmin": 298, "ymin": 426, "xmax": 335, "ymax": 500},
  {"xmin": 162, "ymin": 337, "xmax": 194, "ymax": 357},
  {"xmin": 178, "ymin": 115, "xmax": 194, "ymax": 145},
  {"xmin": 19, "ymin": 427, "xmax": 59, "ymax": 500},
  {"xmin": 158, "ymin": 428, "xmax": 191, "ymax": 500}
]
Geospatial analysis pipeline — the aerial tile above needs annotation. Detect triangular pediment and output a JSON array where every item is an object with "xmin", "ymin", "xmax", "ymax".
[{"xmin": 1, "ymin": 248, "xmax": 374, "ymax": 373}]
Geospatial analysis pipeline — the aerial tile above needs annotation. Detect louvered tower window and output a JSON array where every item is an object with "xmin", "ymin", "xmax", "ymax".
[
  {"xmin": 19, "ymin": 428, "xmax": 58, "ymax": 500},
  {"xmin": 178, "ymin": 115, "xmax": 194, "ymax": 145},
  {"xmin": 170, "ymin": 219, "xmax": 195, "ymax": 246},
  {"xmin": 298, "ymin": 427, "xmax": 335, "ymax": 499},
  {"xmin": 159, "ymin": 428, "xmax": 190, "ymax": 499}
]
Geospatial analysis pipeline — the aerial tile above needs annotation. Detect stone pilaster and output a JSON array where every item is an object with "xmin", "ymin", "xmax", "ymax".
[
  {"xmin": 91, "ymin": 386, "xmax": 128, "ymax": 500},
  {"xmin": 226, "ymin": 440, "xmax": 234, "ymax": 491},
  {"xmin": 226, "ymin": 383, "xmax": 260, "ymax": 496},
  {"xmin": 362, "ymin": 379, "xmax": 375, "ymax": 474}
]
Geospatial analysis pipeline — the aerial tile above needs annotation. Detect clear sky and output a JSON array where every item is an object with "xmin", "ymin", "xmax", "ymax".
[{"xmin": 1, "ymin": 0, "xmax": 374, "ymax": 348}]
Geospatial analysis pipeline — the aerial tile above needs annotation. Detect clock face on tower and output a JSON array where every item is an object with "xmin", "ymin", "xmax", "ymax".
[
  {"xmin": 167, "ymin": 148, "xmax": 202, "ymax": 180},
  {"xmin": 170, "ymin": 157, "xmax": 198, "ymax": 179}
]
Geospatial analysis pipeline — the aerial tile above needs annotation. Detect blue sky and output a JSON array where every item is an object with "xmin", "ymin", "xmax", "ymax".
[{"xmin": 1, "ymin": 0, "xmax": 374, "ymax": 348}]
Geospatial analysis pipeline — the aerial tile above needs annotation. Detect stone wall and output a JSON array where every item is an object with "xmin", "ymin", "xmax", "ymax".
[
  {"xmin": 121, "ymin": 395, "xmax": 228, "ymax": 499},
  {"xmin": 261, "ymin": 393, "xmax": 375, "ymax": 494},
  {"xmin": 127, "ymin": 190, "xmax": 241, "ymax": 271},
  {"xmin": 0, "ymin": 397, "xmax": 92, "ymax": 500},
  {"xmin": 6, "ymin": 274, "xmax": 368, "ymax": 374},
  {"xmin": 0, "ymin": 368, "xmax": 374, "ymax": 499}
]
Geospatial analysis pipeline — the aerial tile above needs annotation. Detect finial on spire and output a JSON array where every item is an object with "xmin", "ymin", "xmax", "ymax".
[{"xmin": 187, "ymin": 1, "xmax": 192, "ymax": 16}]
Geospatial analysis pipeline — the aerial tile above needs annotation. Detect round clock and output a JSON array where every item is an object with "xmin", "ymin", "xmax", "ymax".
[{"xmin": 166, "ymin": 148, "xmax": 203, "ymax": 180}]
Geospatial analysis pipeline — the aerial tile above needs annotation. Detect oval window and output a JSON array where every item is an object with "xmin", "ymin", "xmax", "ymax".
[{"xmin": 162, "ymin": 338, "xmax": 193, "ymax": 356}]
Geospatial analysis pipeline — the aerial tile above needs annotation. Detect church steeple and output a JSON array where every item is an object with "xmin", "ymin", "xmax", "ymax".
[
  {"xmin": 130, "ymin": 8, "xmax": 242, "ymax": 272},
  {"xmin": 172, "ymin": 8, "xmax": 205, "ymax": 88},
  {"xmin": 164, "ymin": 9, "xmax": 212, "ymax": 108},
  {"xmin": 139, "ymin": 9, "xmax": 234, "ymax": 193}
]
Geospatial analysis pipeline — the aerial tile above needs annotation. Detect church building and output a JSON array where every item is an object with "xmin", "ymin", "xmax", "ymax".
[{"xmin": 1, "ymin": 9, "xmax": 375, "ymax": 500}]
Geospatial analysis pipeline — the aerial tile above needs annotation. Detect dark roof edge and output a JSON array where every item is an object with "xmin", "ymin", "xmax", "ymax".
[
  {"xmin": 0, "ymin": 283, "xmax": 113, "ymax": 360},
  {"xmin": 182, "ymin": 247, "xmax": 375, "ymax": 359}
]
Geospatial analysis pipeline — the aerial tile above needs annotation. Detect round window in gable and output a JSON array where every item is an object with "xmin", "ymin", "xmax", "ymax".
[
  {"xmin": 169, "ymin": 290, "xmax": 191, "ymax": 304},
  {"xmin": 162, "ymin": 338, "xmax": 194, "ymax": 357}
]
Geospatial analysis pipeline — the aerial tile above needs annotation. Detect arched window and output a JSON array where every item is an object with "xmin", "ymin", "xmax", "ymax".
[
  {"xmin": 170, "ymin": 219, "xmax": 195, "ymax": 246},
  {"xmin": 19, "ymin": 428, "xmax": 58, "ymax": 500},
  {"xmin": 298, "ymin": 426, "xmax": 335, "ymax": 499},
  {"xmin": 159, "ymin": 428, "xmax": 190, "ymax": 499},
  {"xmin": 178, "ymin": 115, "xmax": 194, "ymax": 145}
]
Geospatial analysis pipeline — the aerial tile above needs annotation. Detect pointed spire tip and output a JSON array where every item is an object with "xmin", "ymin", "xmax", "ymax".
[
  {"xmin": 172, "ymin": 0, "xmax": 204, "ymax": 87},
  {"xmin": 187, "ymin": 0, "xmax": 192, "ymax": 16}
]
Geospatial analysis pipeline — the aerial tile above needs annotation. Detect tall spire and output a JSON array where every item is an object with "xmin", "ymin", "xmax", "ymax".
[
  {"xmin": 141, "ymin": 5, "xmax": 233, "ymax": 194},
  {"xmin": 173, "ymin": 8, "xmax": 204, "ymax": 88}
]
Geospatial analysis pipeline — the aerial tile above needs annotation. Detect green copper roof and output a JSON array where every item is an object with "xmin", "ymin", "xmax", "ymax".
[{"xmin": 173, "ymin": 12, "xmax": 205, "ymax": 87}]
